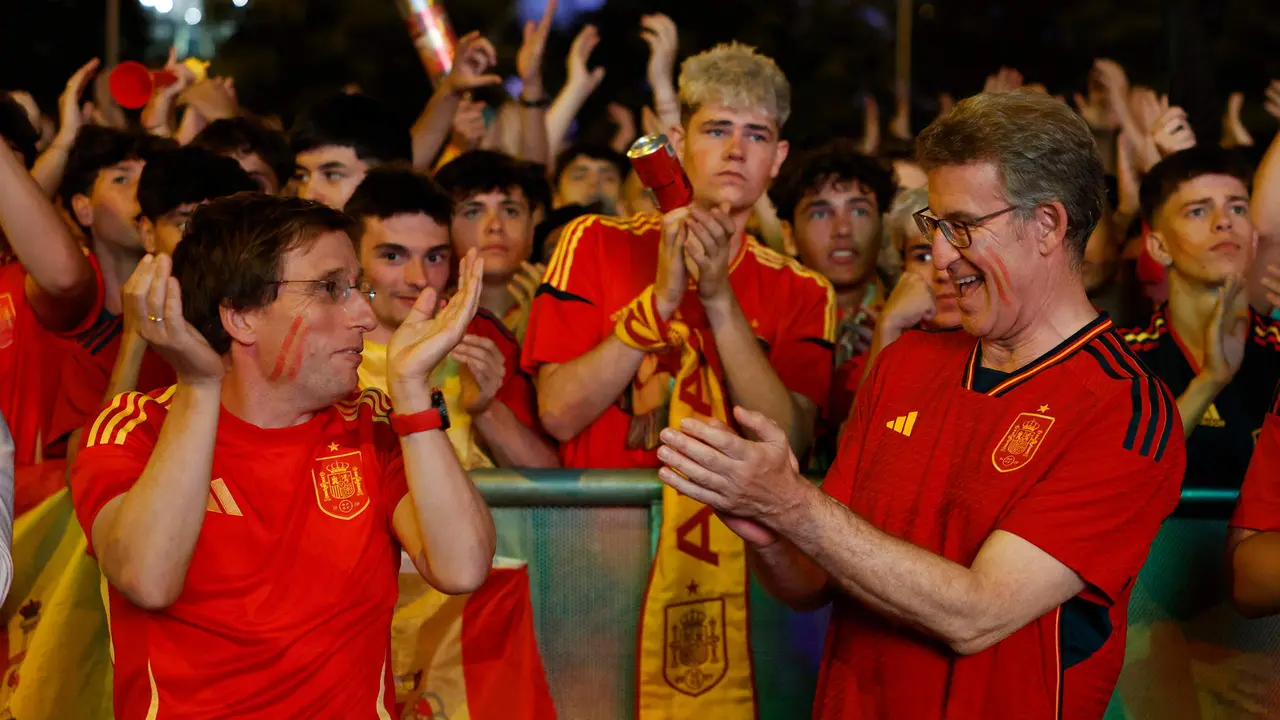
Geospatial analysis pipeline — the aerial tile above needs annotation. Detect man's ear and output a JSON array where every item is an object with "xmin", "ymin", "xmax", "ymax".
[
  {"xmin": 770, "ymin": 140, "xmax": 790, "ymax": 180},
  {"xmin": 668, "ymin": 123, "xmax": 686, "ymax": 161},
  {"xmin": 71, "ymin": 193, "xmax": 94, "ymax": 229},
  {"xmin": 1033, "ymin": 201, "xmax": 1069, "ymax": 258},
  {"xmin": 1146, "ymin": 228, "xmax": 1175, "ymax": 268},
  {"xmin": 220, "ymin": 304, "xmax": 258, "ymax": 349},
  {"xmin": 780, "ymin": 219, "xmax": 797, "ymax": 257},
  {"xmin": 138, "ymin": 217, "xmax": 158, "ymax": 255}
]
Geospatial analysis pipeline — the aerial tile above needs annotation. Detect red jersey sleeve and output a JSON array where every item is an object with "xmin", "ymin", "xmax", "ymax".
[
  {"xmin": 25, "ymin": 250, "xmax": 106, "ymax": 339},
  {"xmin": 1231, "ymin": 390, "xmax": 1280, "ymax": 531},
  {"xmin": 470, "ymin": 311, "xmax": 539, "ymax": 431},
  {"xmin": 767, "ymin": 267, "xmax": 837, "ymax": 414},
  {"xmin": 521, "ymin": 215, "xmax": 607, "ymax": 374},
  {"xmin": 69, "ymin": 390, "xmax": 165, "ymax": 557},
  {"xmin": 997, "ymin": 382, "xmax": 1185, "ymax": 604}
]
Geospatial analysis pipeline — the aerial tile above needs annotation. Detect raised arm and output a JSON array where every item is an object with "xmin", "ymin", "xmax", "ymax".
[
  {"xmin": 0, "ymin": 125, "xmax": 95, "ymax": 331},
  {"xmin": 87, "ymin": 254, "xmax": 225, "ymax": 610},
  {"xmin": 411, "ymin": 32, "xmax": 502, "ymax": 172},
  {"xmin": 31, "ymin": 58, "xmax": 99, "ymax": 196},
  {"xmin": 641, "ymin": 14, "xmax": 680, "ymax": 132},
  {"xmin": 545, "ymin": 25, "xmax": 605, "ymax": 160},
  {"xmin": 513, "ymin": 0, "xmax": 556, "ymax": 165}
]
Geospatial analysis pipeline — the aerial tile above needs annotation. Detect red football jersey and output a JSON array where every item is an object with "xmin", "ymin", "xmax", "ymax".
[
  {"xmin": 522, "ymin": 213, "xmax": 836, "ymax": 468},
  {"xmin": 71, "ymin": 386, "xmax": 411, "ymax": 720},
  {"xmin": 468, "ymin": 309, "xmax": 540, "ymax": 431},
  {"xmin": 1230, "ymin": 385, "xmax": 1280, "ymax": 531},
  {"xmin": 817, "ymin": 317, "xmax": 1184, "ymax": 719},
  {"xmin": 0, "ymin": 261, "xmax": 102, "ymax": 466},
  {"xmin": 46, "ymin": 265, "xmax": 176, "ymax": 448}
]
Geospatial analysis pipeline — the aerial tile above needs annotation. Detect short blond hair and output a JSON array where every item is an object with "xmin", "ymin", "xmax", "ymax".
[{"xmin": 678, "ymin": 42, "xmax": 791, "ymax": 128}]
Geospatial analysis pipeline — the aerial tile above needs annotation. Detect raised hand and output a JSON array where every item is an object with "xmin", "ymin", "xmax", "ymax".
[
  {"xmin": 1152, "ymin": 103, "xmax": 1196, "ymax": 157},
  {"xmin": 56, "ymin": 58, "xmax": 100, "ymax": 143},
  {"xmin": 640, "ymin": 105, "xmax": 664, "ymax": 137},
  {"xmin": 506, "ymin": 261, "xmax": 546, "ymax": 315},
  {"xmin": 1202, "ymin": 275, "xmax": 1248, "ymax": 387},
  {"xmin": 640, "ymin": 14, "xmax": 678, "ymax": 91},
  {"xmin": 654, "ymin": 208, "xmax": 690, "ymax": 320},
  {"xmin": 607, "ymin": 102, "xmax": 637, "ymax": 153},
  {"xmin": 388, "ymin": 249, "xmax": 485, "ymax": 408},
  {"xmin": 516, "ymin": 0, "xmax": 557, "ymax": 100},
  {"xmin": 451, "ymin": 96, "xmax": 488, "ymax": 150},
  {"xmin": 180, "ymin": 76, "xmax": 238, "ymax": 122},
  {"xmin": 566, "ymin": 25, "xmax": 606, "ymax": 94},
  {"xmin": 453, "ymin": 335, "xmax": 506, "ymax": 415},
  {"xmin": 983, "ymin": 67, "xmax": 1024, "ymax": 94},
  {"xmin": 441, "ymin": 32, "xmax": 502, "ymax": 98},
  {"xmin": 1223, "ymin": 92, "xmax": 1254, "ymax": 148},
  {"xmin": 657, "ymin": 406, "xmax": 805, "ymax": 544},
  {"xmin": 1265, "ymin": 81, "xmax": 1280, "ymax": 121},
  {"xmin": 125, "ymin": 254, "xmax": 224, "ymax": 385},
  {"xmin": 880, "ymin": 271, "xmax": 937, "ymax": 334},
  {"xmin": 683, "ymin": 204, "xmax": 736, "ymax": 308}
]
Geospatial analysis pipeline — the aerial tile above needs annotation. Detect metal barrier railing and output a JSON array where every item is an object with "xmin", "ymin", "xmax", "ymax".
[{"xmin": 474, "ymin": 472, "xmax": 1280, "ymax": 720}]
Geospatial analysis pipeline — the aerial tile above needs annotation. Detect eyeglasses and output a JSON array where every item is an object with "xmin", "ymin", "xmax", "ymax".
[
  {"xmin": 913, "ymin": 205, "xmax": 1018, "ymax": 249},
  {"xmin": 271, "ymin": 279, "xmax": 375, "ymax": 303}
]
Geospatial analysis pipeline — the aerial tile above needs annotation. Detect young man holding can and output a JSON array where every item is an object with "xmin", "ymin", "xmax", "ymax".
[{"xmin": 522, "ymin": 42, "xmax": 835, "ymax": 718}]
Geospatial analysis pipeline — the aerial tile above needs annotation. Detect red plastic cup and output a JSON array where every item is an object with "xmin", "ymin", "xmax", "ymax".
[
  {"xmin": 627, "ymin": 134, "xmax": 694, "ymax": 213},
  {"xmin": 109, "ymin": 61, "xmax": 178, "ymax": 109}
]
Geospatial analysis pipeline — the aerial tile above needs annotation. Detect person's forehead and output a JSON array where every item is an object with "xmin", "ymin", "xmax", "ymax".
[
  {"xmin": 101, "ymin": 158, "xmax": 145, "ymax": 175},
  {"xmin": 568, "ymin": 156, "xmax": 617, "ymax": 173},
  {"xmin": 925, "ymin": 162, "xmax": 1005, "ymax": 213},
  {"xmin": 296, "ymin": 145, "xmax": 360, "ymax": 168},
  {"xmin": 461, "ymin": 187, "xmax": 527, "ymax": 206},
  {"xmin": 801, "ymin": 176, "xmax": 876, "ymax": 205},
  {"xmin": 367, "ymin": 212, "xmax": 451, "ymax": 247},
  {"xmin": 1168, "ymin": 173, "xmax": 1250, "ymax": 204},
  {"xmin": 689, "ymin": 103, "xmax": 779, "ymax": 133},
  {"xmin": 282, "ymin": 229, "xmax": 359, "ymax": 274}
]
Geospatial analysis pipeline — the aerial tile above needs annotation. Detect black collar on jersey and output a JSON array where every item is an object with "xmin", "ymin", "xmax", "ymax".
[{"xmin": 963, "ymin": 313, "xmax": 1114, "ymax": 397}]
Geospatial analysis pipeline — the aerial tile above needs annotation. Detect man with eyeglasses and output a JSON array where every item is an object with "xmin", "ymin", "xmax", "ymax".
[
  {"xmin": 654, "ymin": 90, "xmax": 1185, "ymax": 718},
  {"xmin": 69, "ymin": 193, "xmax": 495, "ymax": 718}
]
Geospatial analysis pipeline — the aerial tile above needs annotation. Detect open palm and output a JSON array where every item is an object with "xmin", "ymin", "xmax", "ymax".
[{"xmin": 387, "ymin": 249, "xmax": 485, "ymax": 389}]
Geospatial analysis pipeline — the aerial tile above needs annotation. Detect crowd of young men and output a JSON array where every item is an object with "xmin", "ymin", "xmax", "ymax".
[{"xmin": 6, "ymin": 7, "xmax": 1280, "ymax": 717}]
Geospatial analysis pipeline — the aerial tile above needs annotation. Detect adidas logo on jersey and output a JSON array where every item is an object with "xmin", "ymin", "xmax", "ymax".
[
  {"xmin": 886, "ymin": 411, "xmax": 919, "ymax": 437},
  {"xmin": 206, "ymin": 478, "xmax": 243, "ymax": 517},
  {"xmin": 1199, "ymin": 403, "xmax": 1225, "ymax": 428}
]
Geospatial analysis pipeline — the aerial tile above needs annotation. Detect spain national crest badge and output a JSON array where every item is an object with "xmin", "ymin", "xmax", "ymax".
[
  {"xmin": 311, "ymin": 448, "xmax": 370, "ymax": 520},
  {"xmin": 992, "ymin": 412, "xmax": 1055, "ymax": 473},
  {"xmin": 664, "ymin": 598, "xmax": 728, "ymax": 696}
]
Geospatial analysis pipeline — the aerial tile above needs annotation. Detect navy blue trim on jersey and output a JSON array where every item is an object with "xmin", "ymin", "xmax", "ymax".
[{"xmin": 534, "ymin": 284, "xmax": 593, "ymax": 305}]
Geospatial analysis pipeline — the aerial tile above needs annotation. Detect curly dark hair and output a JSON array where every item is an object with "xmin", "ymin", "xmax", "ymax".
[{"xmin": 770, "ymin": 139, "xmax": 897, "ymax": 223}]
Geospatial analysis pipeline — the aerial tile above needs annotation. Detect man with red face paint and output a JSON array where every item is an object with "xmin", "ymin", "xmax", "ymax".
[
  {"xmin": 654, "ymin": 90, "xmax": 1185, "ymax": 719},
  {"xmin": 69, "ymin": 194, "xmax": 495, "ymax": 718}
]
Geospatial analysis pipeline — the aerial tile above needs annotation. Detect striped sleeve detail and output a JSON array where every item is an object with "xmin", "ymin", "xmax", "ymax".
[
  {"xmin": 337, "ymin": 387, "xmax": 393, "ymax": 424},
  {"xmin": 1252, "ymin": 314, "xmax": 1280, "ymax": 352},
  {"xmin": 1270, "ymin": 380, "xmax": 1280, "ymax": 416},
  {"xmin": 544, "ymin": 214, "xmax": 661, "ymax": 293},
  {"xmin": 1119, "ymin": 314, "xmax": 1165, "ymax": 349},
  {"xmin": 745, "ymin": 242, "xmax": 838, "ymax": 341},
  {"xmin": 1083, "ymin": 332, "xmax": 1176, "ymax": 461},
  {"xmin": 85, "ymin": 391, "xmax": 159, "ymax": 448}
]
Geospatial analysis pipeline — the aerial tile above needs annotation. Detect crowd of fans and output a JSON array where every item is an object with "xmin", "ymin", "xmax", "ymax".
[{"xmin": 5, "ymin": 3, "xmax": 1280, "ymax": 717}]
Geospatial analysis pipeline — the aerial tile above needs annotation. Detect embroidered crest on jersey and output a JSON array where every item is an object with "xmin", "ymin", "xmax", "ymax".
[
  {"xmin": 311, "ymin": 448, "xmax": 370, "ymax": 520},
  {"xmin": 664, "ymin": 597, "xmax": 727, "ymax": 696},
  {"xmin": 0, "ymin": 293, "xmax": 15, "ymax": 349},
  {"xmin": 992, "ymin": 412, "xmax": 1055, "ymax": 472}
]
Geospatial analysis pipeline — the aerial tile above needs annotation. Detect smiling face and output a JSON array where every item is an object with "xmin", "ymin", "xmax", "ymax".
[
  {"xmin": 1148, "ymin": 173, "xmax": 1255, "ymax": 288},
  {"xmin": 359, "ymin": 213, "xmax": 452, "ymax": 335},
  {"xmin": 900, "ymin": 222, "xmax": 962, "ymax": 329},
  {"xmin": 671, "ymin": 103, "xmax": 789, "ymax": 214},
  {"xmin": 791, "ymin": 177, "xmax": 883, "ymax": 291},
  {"xmin": 241, "ymin": 229, "xmax": 378, "ymax": 405},
  {"xmin": 925, "ymin": 162, "xmax": 1054, "ymax": 340}
]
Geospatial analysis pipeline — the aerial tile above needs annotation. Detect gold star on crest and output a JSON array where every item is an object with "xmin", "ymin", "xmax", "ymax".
[
  {"xmin": 328, "ymin": 442, "xmax": 340, "ymax": 452},
  {"xmin": 1038, "ymin": 405, "xmax": 1050, "ymax": 413}
]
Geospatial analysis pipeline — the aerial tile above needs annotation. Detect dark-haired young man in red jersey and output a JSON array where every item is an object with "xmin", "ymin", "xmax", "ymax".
[
  {"xmin": 657, "ymin": 91, "xmax": 1185, "ymax": 719},
  {"xmin": 70, "ymin": 194, "xmax": 495, "ymax": 718}
]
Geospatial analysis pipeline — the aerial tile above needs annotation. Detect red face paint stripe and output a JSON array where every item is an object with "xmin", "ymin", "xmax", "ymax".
[
  {"xmin": 271, "ymin": 316, "xmax": 305, "ymax": 380},
  {"xmin": 285, "ymin": 325, "xmax": 311, "ymax": 380},
  {"xmin": 987, "ymin": 254, "xmax": 1013, "ymax": 305}
]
